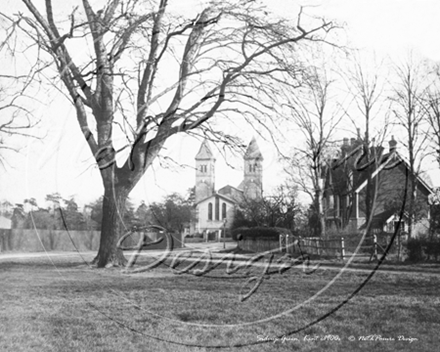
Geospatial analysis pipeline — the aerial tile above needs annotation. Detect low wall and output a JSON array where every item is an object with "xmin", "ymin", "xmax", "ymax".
[
  {"xmin": 1, "ymin": 229, "xmax": 100, "ymax": 252},
  {"xmin": 0, "ymin": 229, "xmax": 183, "ymax": 252}
]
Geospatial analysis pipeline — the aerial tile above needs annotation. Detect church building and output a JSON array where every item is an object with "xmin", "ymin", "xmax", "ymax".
[{"xmin": 192, "ymin": 138, "xmax": 264, "ymax": 235}]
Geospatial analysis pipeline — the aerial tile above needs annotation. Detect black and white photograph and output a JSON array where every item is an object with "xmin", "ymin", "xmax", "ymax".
[{"xmin": 1, "ymin": 0, "xmax": 439, "ymax": 351}]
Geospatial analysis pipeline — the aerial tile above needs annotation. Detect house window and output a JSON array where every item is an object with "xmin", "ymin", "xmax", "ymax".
[
  {"xmin": 215, "ymin": 197, "xmax": 220, "ymax": 221},
  {"xmin": 329, "ymin": 195, "xmax": 334, "ymax": 209},
  {"xmin": 249, "ymin": 163, "xmax": 257, "ymax": 172},
  {"xmin": 222, "ymin": 203, "xmax": 227, "ymax": 219},
  {"xmin": 200, "ymin": 165, "xmax": 207, "ymax": 173},
  {"xmin": 208, "ymin": 203, "xmax": 213, "ymax": 220}
]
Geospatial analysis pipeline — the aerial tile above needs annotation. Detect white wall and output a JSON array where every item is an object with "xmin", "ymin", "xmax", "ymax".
[{"xmin": 196, "ymin": 197, "xmax": 235, "ymax": 233}]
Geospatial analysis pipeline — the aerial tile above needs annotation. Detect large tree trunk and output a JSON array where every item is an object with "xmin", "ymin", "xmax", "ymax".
[{"xmin": 93, "ymin": 186, "xmax": 130, "ymax": 268}]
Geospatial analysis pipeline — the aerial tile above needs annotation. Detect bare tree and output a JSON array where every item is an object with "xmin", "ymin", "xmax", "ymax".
[
  {"xmin": 343, "ymin": 56, "xmax": 390, "ymax": 230},
  {"xmin": 422, "ymin": 65, "xmax": 440, "ymax": 167},
  {"xmin": 0, "ymin": 15, "xmax": 42, "ymax": 164},
  {"xmin": 233, "ymin": 183, "xmax": 302, "ymax": 231},
  {"xmin": 3, "ymin": 0, "xmax": 335, "ymax": 267},
  {"xmin": 0, "ymin": 74, "xmax": 39, "ymax": 166},
  {"xmin": 391, "ymin": 57, "xmax": 430, "ymax": 238},
  {"xmin": 285, "ymin": 66, "xmax": 344, "ymax": 238}
]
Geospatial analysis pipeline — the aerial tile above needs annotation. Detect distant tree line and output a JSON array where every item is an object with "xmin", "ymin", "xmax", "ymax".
[{"xmin": 8, "ymin": 191, "xmax": 194, "ymax": 234}]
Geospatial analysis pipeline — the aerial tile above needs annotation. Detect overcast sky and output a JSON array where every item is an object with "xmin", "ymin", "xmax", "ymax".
[{"xmin": 1, "ymin": 0, "xmax": 439, "ymax": 209}]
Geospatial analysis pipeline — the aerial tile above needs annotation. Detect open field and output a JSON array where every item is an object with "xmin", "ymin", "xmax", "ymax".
[{"xmin": 1, "ymin": 250, "xmax": 440, "ymax": 352}]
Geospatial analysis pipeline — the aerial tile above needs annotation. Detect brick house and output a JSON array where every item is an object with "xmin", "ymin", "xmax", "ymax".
[{"xmin": 324, "ymin": 136, "xmax": 433, "ymax": 235}]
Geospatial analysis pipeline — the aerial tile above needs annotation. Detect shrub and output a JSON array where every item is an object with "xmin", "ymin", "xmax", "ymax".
[
  {"xmin": 405, "ymin": 236, "xmax": 440, "ymax": 262},
  {"xmin": 406, "ymin": 238, "xmax": 425, "ymax": 262},
  {"xmin": 231, "ymin": 227, "xmax": 248, "ymax": 241},
  {"xmin": 424, "ymin": 236, "xmax": 440, "ymax": 261},
  {"xmin": 231, "ymin": 227, "xmax": 292, "ymax": 241}
]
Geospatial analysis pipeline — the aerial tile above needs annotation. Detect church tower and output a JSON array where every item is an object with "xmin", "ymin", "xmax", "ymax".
[
  {"xmin": 195, "ymin": 140, "xmax": 216, "ymax": 203},
  {"xmin": 243, "ymin": 137, "xmax": 263, "ymax": 200}
]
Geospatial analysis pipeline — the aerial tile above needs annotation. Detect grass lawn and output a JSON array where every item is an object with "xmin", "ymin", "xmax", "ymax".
[{"xmin": 1, "ymin": 251, "xmax": 439, "ymax": 352}]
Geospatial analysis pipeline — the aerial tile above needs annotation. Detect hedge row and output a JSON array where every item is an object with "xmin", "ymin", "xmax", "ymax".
[{"xmin": 406, "ymin": 237, "xmax": 440, "ymax": 262}]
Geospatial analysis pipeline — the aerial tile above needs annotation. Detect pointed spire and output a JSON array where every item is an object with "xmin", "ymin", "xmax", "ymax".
[
  {"xmin": 244, "ymin": 137, "xmax": 263, "ymax": 160},
  {"xmin": 195, "ymin": 140, "xmax": 215, "ymax": 160}
]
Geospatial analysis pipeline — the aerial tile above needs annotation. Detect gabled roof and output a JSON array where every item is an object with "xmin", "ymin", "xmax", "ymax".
[
  {"xmin": 218, "ymin": 185, "xmax": 244, "ymax": 194},
  {"xmin": 244, "ymin": 137, "xmax": 263, "ymax": 160},
  {"xmin": 354, "ymin": 151, "xmax": 433, "ymax": 195},
  {"xmin": 195, "ymin": 140, "xmax": 215, "ymax": 160},
  {"xmin": 359, "ymin": 209, "xmax": 409, "ymax": 230},
  {"xmin": 195, "ymin": 192, "xmax": 237, "ymax": 206}
]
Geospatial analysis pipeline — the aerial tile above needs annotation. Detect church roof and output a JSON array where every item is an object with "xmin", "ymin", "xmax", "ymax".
[
  {"xmin": 218, "ymin": 185, "xmax": 243, "ymax": 194},
  {"xmin": 195, "ymin": 192, "xmax": 237, "ymax": 205},
  {"xmin": 195, "ymin": 140, "xmax": 215, "ymax": 160},
  {"xmin": 244, "ymin": 137, "xmax": 263, "ymax": 160}
]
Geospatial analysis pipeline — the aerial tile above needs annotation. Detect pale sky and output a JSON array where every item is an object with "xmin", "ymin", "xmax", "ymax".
[{"xmin": 1, "ymin": 0, "xmax": 440, "ymax": 209}]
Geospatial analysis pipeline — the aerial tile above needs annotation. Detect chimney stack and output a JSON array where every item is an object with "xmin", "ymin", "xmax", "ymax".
[
  {"xmin": 343, "ymin": 137, "xmax": 349, "ymax": 146},
  {"xmin": 389, "ymin": 136, "xmax": 397, "ymax": 152}
]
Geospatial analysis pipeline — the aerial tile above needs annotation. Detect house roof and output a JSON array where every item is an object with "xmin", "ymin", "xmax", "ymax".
[
  {"xmin": 327, "ymin": 140, "xmax": 433, "ymax": 197},
  {"xmin": 354, "ymin": 151, "xmax": 433, "ymax": 195},
  {"xmin": 195, "ymin": 140, "xmax": 215, "ymax": 160},
  {"xmin": 359, "ymin": 209, "xmax": 409, "ymax": 230},
  {"xmin": 244, "ymin": 137, "xmax": 263, "ymax": 160}
]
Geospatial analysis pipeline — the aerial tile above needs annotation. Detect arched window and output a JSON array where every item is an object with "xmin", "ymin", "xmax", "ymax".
[
  {"xmin": 208, "ymin": 203, "xmax": 213, "ymax": 220},
  {"xmin": 215, "ymin": 197, "xmax": 220, "ymax": 220},
  {"xmin": 222, "ymin": 203, "xmax": 227, "ymax": 219}
]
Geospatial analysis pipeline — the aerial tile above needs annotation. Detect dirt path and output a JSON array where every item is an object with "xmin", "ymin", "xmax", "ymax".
[{"xmin": 2, "ymin": 245, "xmax": 439, "ymax": 277}]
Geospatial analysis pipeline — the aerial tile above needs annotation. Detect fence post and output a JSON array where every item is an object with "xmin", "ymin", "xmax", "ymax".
[
  {"xmin": 373, "ymin": 234, "xmax": 378, "ymax": 260},
  {"xmin": 317, "ymin": 238, "xmax": 321, "ymax": 256},
  {"xmin": 341, "ymin": 237, "xmax": 345, "ymax": 261}
]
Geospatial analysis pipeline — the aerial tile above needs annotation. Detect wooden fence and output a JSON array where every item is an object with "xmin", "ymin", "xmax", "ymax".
[
  {"xmin": 281, "ymin": 234, "xmax": 394, "ymax": 261},
  {"xmin": 240, "ymin": 238, "xmax": 283, "ymax": 253},
  {"xmin": 236, "ymin": 234, "xmax": 397, "ymax": 261},
  {"xmin": 295, "ymin": 237, "xmax": 342, "ymax": 258}
]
